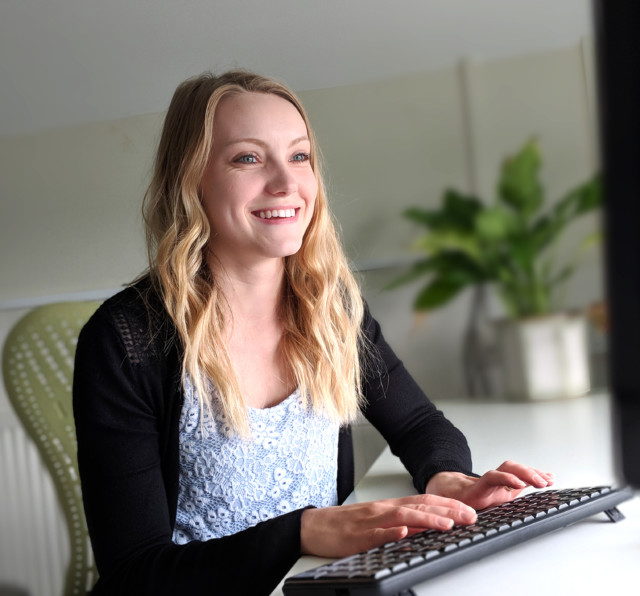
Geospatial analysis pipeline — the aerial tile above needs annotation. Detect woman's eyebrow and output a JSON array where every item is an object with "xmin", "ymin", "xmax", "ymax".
[{"xmin": 224, "ymin": 136, "xmax": 310, "ymax": 148}]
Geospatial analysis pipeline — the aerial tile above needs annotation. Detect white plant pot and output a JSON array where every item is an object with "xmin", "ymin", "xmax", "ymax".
[{"xmin": 495, "ymin": 313, "xmax": 591, "ymax": 401}]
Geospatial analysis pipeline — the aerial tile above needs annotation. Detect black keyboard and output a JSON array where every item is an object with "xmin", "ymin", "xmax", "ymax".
[{"xmin": 283, "ymin": 485, "xmax": 634, "ymax": 596}]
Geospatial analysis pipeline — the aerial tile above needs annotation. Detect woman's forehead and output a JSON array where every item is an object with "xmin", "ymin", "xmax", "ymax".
[{"xmin": 213, "ymin": 92, "xmax": 309, "ymax": 142}]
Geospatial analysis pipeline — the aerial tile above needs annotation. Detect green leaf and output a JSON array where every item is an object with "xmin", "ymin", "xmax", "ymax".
[
  {"xmin": 580, "ymin": 230, "xmax": 602, "ymax": 251},
  {"xmin": 574, "ymin": 174, "xmax": 602, "ymax": 214},
  {"xmin": 554, "ymin": 175, "xmax": 602, "ymax": 219},
  {"xmin": 441, "ymin": 189, "xmax": 484, "ymax": 232},
  {"xmin": 383, "ymin": 259, "xmax": 436, "ymax": 290},
  {"xmin": 415, "ymin": 230, "xmax": 483, "ymax": 261},
  {"xmin": 530, "ymin": 174, "xmax": 602, "ymax": 254},
  {"xmin": 498, "ymin": 139, "xmax": 543, "ymax": 219},
  {"xmin": 404, "ymin": 189, "xmax": 484, "ymax": 233},
  {"xmin": 549, "ymin": 264, "xmax": 575, "ymax": 288},
  {"xmin": 508, "ymin": 236, "xmax": 537, "ymax": 273},
  {"xmin": 529, "ymin": 215, "xmax": 563, "ymax": 254},
  {"xmin": 431, "ymin": 251, "xmax": 489, "ymax": 281},
  {"xmin": 413, "ymin": 272, "xmax": 471, "ymax": 311},
  {"xmin": 403, "ymin": 207, "xmax": 447, "ymax": 229},
  {"xmin": 474, "ymin": 206, "xmax": 518, "ymax": 241}
]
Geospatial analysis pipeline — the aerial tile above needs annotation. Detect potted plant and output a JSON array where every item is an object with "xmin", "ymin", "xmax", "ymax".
[{"xmin": 387, "ymin": 139, "xmax": 602, "ymax": 400}]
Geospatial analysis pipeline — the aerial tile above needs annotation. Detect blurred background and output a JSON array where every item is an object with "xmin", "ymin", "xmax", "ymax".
[{"xmin": 0, "ymin": 1, "xmax": 602, "ymax": 594}]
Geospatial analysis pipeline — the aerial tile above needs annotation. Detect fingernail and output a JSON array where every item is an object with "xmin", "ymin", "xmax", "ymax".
[
  {"xmin": 462, "ymin": 511, "xmax": 477, "ymax": 523},
  {"xmin": 533, "ymin": 474, "xmax": 545, "ymax": 484},
  {"xmin": 438, "ymin": 518, "xmax": 454, "ymax": 530}
]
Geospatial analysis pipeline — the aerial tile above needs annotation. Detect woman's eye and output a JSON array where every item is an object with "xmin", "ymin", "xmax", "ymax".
[
  {"xmin": 235, "ymin": 154, "xmax": 258, "ymax": 164},
  {"xmin": 291, "ymin": 152, "xmax": 310, "ymax": 163}
]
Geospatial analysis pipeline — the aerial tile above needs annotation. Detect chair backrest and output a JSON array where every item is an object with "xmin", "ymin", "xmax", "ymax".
[{"xmin": 2, "ymin": 301, "xmax": 102, "ymax": 596}]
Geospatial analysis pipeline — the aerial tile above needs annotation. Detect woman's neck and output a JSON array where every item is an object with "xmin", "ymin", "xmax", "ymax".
[
  {"xmin": 209, "ymin": 257, "xmax": 294, "ymax": 408},
  {"xmin": 210, "ymin": 256, "xmax": 285, "ymax": 324}
]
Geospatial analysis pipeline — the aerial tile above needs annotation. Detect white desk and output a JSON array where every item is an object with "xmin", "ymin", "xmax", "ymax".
[{"xmin": 273, "ymin": 392, "xmax": 639, "ymax": 595}]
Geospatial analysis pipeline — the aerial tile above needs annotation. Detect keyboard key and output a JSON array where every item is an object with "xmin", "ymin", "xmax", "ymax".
[
  {"xmin": 425, "ymin": 550, "xmax": 440, "ymax": 560},
  {"xmin": 444, "ymin": 544, "xmax": 458, "ymax": 552}
]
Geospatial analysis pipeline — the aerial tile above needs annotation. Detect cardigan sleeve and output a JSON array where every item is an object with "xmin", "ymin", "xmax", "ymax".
[
  {"xmin": 360, "ymin": 307, "xmax": 475, "ymax": 493},
  {"xmin": 73, "ymin": 301, "xmax": 304, "ymax": 596}
]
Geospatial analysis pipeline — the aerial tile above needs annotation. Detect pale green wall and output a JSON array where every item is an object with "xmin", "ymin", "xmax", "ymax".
[
  {"xmin": 298, "ymin": 67, "xmax": 469, "ymax": 267},
  {"xmin": 0, "ymin": 113, "xmax": 163, "ymax": 303},
  {"xmin": 0, "ymin": 41, "xmax": 601, "ymax": 398}
]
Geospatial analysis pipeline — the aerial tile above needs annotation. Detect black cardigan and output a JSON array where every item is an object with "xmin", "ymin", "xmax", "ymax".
[{"xmin": 73, "ymin": 278, "xmax": 473, "ymax": 595}]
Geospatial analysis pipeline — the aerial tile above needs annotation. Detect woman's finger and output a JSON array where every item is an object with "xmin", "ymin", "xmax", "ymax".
[
  {"xmin": 403, "ymin": 503, "xmax": 477, "ymax": 525},
  {"xmin": 533, "ymin": 468, "xmax": 555, "ymax": 484},
  {"xmin": 476, "ymin": 469, "xmax": 529, "ymax": 490},
  {"xmin": 379, "ymin": 493, "xmax": 473, "ymax": 511},
  {"xmin": 366, "ymin": 525, "xmax": 409, "ymax": 546},
  {"xmin": 495, "ymin": 460, "xmax": 554, "ymax": 487},
  {"xmin": 370, "ymin": 503, "xmax": 472, "ymax": 532}
]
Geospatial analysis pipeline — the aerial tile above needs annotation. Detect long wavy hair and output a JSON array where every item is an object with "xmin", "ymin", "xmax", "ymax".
[{"xmin": 142, "ymin": 70, "xmax": 366, "ymax": 435}]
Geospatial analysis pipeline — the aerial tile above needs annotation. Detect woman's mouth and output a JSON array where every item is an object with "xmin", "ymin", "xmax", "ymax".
[{"xmin": 254, "ymin": 208, "xmax": 297, "ymax": 220}]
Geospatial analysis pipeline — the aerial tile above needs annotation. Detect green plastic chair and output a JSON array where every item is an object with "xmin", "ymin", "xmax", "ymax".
[{"xmin": 2, "ymin": 301, "xmax": 102, "ymax": 596}]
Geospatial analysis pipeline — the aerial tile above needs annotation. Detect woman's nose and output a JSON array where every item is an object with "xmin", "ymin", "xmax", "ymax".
[{"xmin": 266, "ymin": 162, "xmax": 298, "ymax": 196}]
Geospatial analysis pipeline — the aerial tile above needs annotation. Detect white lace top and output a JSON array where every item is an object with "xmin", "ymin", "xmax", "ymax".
[{"xmin": 172, "ymin": 377, "xmax": 339, "ymax": 544}]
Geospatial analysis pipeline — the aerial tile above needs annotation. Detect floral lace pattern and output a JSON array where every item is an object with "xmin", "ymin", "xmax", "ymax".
[{"xmin": 172, "ymin": 377, "xmax": 339, "ymax": 544}]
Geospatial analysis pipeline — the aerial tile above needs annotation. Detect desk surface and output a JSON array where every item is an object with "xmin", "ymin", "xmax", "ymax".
[{"xmin": 273, "ymin": 393, "xmax": 639, "ymax": 595}]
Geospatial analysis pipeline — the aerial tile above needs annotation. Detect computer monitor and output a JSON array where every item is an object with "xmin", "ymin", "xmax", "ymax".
[{"xmin": 594, "ymin": 1, "xmax": 640, "ymax": 488}]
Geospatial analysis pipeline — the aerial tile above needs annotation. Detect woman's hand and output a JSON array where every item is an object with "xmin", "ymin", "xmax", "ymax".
[
  {"xmin": 300, "ymin": 494, "xmax": 477, "ymax": 558},
  {"xmin": 425, "ymin": 460, "xmax": 555, "ymax": 510}
]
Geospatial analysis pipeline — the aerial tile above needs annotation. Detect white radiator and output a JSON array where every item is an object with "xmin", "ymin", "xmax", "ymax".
[{"xmin": 0, "ymin": 419, "xmax": 68, "ymax": 596}]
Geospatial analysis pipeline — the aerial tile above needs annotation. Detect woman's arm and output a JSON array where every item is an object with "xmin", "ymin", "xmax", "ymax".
[
  {"xmin": 73, "ymin": 299, "xmax": 304, "ymax": 596},
  {"xmin": 360, "ymin": 308, "xmax": 474, "ymax": 491},
  {"xmin": 359, "ymin": 307, "xmax": 554, "ymax": 510}
]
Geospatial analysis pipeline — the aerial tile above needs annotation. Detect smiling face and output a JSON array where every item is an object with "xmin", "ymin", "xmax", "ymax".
[{"xmin": 200, "ymin": 91, "xmax": 318, "ymax": 271}]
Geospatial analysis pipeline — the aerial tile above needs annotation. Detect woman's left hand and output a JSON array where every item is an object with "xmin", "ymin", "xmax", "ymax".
[{"xmin": 425, "ymin": 460, "xmax": 555, "ymax": 510}]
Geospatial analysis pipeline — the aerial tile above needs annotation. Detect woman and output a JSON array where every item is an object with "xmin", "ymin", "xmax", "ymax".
[{"xmin": 73, "ymin": 70, "xmax": 554, "ymax": 595}]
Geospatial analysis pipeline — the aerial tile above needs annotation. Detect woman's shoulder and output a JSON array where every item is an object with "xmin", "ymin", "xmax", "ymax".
[
  {"xmin": 100, "ymin": 275, "xmax": 162, "ymax": 317},
  {"xmin": 82, "ymin": 275, "xmax": 177, "ymax": 363}
]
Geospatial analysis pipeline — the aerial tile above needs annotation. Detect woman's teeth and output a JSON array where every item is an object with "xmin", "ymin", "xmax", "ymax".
[{"xmin": 258, "ymin": 209, "xmax": 296, "ymax": 219}]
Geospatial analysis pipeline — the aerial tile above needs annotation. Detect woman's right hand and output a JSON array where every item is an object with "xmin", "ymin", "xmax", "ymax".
[{"xmin": 300, "ymin": 494, "xmax": 477, "ymax": 558}]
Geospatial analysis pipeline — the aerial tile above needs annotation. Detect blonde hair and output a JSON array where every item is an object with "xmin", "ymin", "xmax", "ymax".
[{"xmin": 142, "ymin": 70, "xmax": 365, "ymax": 435}]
